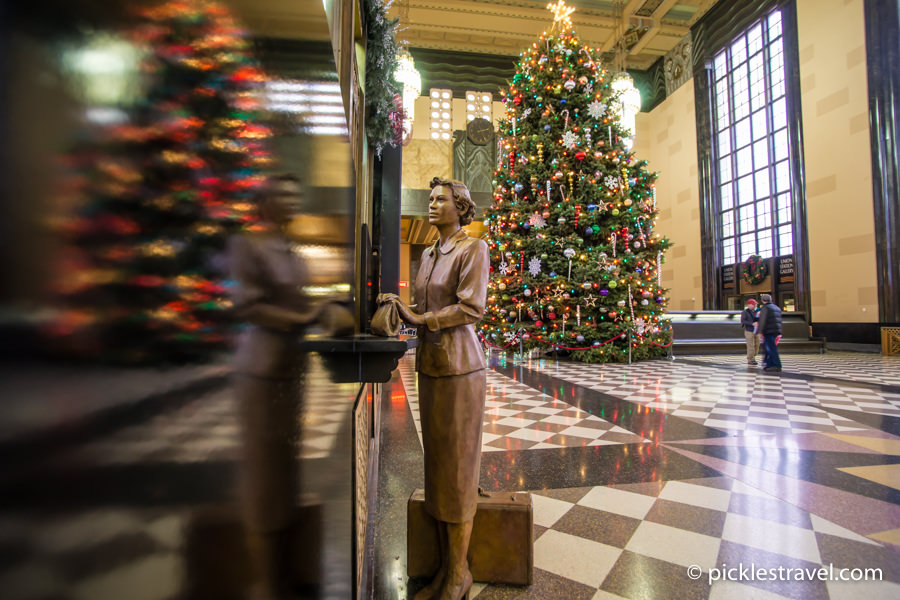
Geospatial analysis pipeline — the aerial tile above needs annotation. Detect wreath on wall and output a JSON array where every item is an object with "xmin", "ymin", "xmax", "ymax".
[{"xmin": 742, "ymin": 255, "xmax": 769, "ymax": 285}]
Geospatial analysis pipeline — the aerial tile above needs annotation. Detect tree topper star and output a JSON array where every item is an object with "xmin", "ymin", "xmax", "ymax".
[{"xmin": 547, "ymin": 0, "xmax": 575, "ymax": 27}]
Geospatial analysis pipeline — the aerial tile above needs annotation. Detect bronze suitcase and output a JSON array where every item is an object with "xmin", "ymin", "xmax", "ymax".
[{"xmin": 407, "ymin": 488, "xmax": 533, "ymax": 585}]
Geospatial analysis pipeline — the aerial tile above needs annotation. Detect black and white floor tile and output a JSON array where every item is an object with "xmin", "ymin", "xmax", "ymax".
[
  {"xmin": 398, "ymin": 359, "xmax": 646, "ymax": 452},
  {"xmin": 686, "ymin": 352, "xmax": 900, "ymax": 387},
  {"xmin": 386, "ymin": 350, "xmax": 900, "ymax": 600}
]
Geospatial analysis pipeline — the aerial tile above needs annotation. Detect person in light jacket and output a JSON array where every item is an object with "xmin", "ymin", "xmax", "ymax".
[{"xmin": 741, "ymin": 298, "xmax": 760, "ymax": 365}]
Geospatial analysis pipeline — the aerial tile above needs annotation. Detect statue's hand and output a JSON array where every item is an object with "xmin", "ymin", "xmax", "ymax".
[
  {"xmin": 394, "ymin": 299, "xmax": 426, "ymax": 326},
  {"xmin": 376, "ymin": 292, "xmax": 400, "ymax": 305}
]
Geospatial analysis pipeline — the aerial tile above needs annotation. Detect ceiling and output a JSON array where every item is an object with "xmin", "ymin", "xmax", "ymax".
[
  {"xmin": 17, "ymin": 2, "xmax": 717, "ymax": 73},
  {"xmin": 389, "ymin": 0, "xmax": 719, "ymax": 70},
  {"xmin": 225, "ymin": 1, "xmax": 719, "ymax": 71}
]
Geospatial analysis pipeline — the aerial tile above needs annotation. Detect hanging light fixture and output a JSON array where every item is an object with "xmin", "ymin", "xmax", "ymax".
[
  {"xmin": 610, "ymin": 0, "xmax": 641, "ymax": 149},
  {"xmin": 395, "ymin": 49, "xmax": 421, "ymax": 120},
  {"xmin": 611, "ymin": 72, "xmax": 641, "ymax": 142},
  {"xmin": 393, "ymin": 0, "xmax": 420, "ymax": 140}
]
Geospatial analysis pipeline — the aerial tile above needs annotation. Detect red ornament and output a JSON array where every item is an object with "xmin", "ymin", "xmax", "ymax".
[
  {"xmin": 548, "ymin": 312, "xmax": 557, "ymax": 320},
  {"xmin": 513, "ymin": 94, "xmax": 523, "ymax": 106},
  {"xmin": 575, "ymin": 151, "xmax": 586, "ymax": 161}
]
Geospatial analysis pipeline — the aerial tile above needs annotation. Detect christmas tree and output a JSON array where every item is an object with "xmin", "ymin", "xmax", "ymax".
[
  {"xmin": 47, "ymin": 0, "xmax": 271, "ymax": 364},
  {"xmin": 480, "ymin": 1, "xmax": 672, "ymax": 364}
]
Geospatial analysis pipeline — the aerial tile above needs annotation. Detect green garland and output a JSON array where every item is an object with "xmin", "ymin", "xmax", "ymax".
[
  {"xmin": 742, "ymin": 254, "xmax": 769, "ymax": 285},
  {"xmin": 364, "ymin": 0, "xmax": 404, "ymax": 156}
]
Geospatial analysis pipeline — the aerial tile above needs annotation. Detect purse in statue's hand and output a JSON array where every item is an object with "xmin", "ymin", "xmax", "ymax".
[{"xmin": 370, "ymin": 299, "xmax": 401, "ymax": 337}]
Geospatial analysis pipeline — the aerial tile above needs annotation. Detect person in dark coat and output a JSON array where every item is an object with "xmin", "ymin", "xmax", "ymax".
[
  {"xmin": 757, "ymin": 293, "xmax": 783, "ymax": 372},
  {"xmin": 741, "ymin": 298, "xmax": 760, "ymax": 365}
]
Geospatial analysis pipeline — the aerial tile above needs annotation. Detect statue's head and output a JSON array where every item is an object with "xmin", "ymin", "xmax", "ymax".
[{"xmin": 428, "ymin": 177, "xmax": 476, "ymax": 226}]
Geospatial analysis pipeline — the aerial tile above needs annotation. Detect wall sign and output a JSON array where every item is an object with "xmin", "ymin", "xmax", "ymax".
[
  {"xmin": 777, "ymin": 255, "xmax": 794, "ymax": 284},
  {"xmin": 721, "ymin": 264, "xmax": 735, "ymax": 289}
]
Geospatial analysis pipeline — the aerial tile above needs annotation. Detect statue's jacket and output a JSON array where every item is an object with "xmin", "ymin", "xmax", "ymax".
[{"xmin": 414, "ymin": 228, "xmax": 489, "ymax": 378}]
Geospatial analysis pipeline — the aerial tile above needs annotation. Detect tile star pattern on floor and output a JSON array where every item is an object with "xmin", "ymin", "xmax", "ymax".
[
  {"xmin": 388, "ymin": 350, "xmax": 900, "ymax": 600},
  {"xmin": 398, "ymin": 358, "xmax": 647, "ymax": 452},
  {"xmin": 685, "ymin": 352, "xmax": 900, "ymax": 387}
]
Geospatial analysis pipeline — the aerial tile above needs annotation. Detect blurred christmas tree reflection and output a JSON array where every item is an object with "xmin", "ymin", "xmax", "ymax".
[{"xmin": 47, "ymin": 0, "xmax": 271, "ymax": 364}]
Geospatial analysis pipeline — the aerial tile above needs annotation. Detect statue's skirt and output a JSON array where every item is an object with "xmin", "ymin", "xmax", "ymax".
[{"xmin": 418, "ymin": 369, "xmax": 487, "ymax": 523}]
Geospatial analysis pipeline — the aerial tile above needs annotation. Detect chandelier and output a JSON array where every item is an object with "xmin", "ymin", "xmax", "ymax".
[
  {"xmin": 611, "ymin": 72, "xmax": 641, "ymax": 144},
  {"xmin": 393, "ymin": 0, "xmax": 421, "ymax": 140},
  {"xmin": 610, "ymin": 0, "xmax": 641, "ymax": 149},
  {"xmin": 395, "ymin": 49, "xmax": 421, "ymax": 115}
]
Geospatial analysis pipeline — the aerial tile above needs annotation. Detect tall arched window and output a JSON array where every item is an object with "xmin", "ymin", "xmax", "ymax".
[
  {"xmin": 694, "ymin": 0, "xmax": 808, "ymax": 313},
  {"xmin": 713, "ymin": 10, "xmax": 792, "ymax": 266}
]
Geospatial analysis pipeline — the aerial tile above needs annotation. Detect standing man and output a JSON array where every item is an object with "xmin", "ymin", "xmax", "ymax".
[
  {"xmin": 741, "ymin": 298, "xmax": 760, "ymax": 366},
  {"xmin": 757, "ymin": 294, "xmax": 783, "ymax": 372}
]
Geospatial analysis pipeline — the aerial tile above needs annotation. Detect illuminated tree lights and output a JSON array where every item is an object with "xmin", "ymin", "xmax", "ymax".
[
  {"xmin": 480, "ymin": 10, "xmax": 672, "ymax": 364},
  {"xmin": 47, "ymin": 0, "xmax": 271, "ymax": 364}
]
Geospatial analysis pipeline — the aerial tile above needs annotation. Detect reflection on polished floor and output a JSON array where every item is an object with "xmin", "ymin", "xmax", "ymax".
[
  {"xmin": 0, "ymin": 357, "xmax": 359, "ymax": 600},
  {"xmin": 376, "ymin": 352, "xmax": 900, "ymax": 600}
]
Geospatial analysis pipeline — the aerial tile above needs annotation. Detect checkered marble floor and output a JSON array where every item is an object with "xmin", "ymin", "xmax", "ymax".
[
  {"xmin": 60, "ymin": 357, "xmax": 358, "ymax": 465},
  {"xmin": 519, "ymin": 357, "xmax": 900, "ymax": 436},
  {"xmin": 0, "ymin": 508, "xmax": 190, "ymax": 600},
  {"xmin": 686, "ymin": 352, "xmax": 900, "ymax": 387},
  {"xmin": 390, "ymin": 350, "xmax": 900, "ymax": 600},
  {"xmin": 398, "ymin": 358, "xmax": 646, "ymax": 453},
  {"xmin": 469, "ymin": 477, "xmax": 900, "ymax": 600}
]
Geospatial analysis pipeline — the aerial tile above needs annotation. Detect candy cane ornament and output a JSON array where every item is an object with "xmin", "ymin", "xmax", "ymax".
[
  {"xmin": 657, "ymin": 251, "xmax": 662, "ymax": 286},
  {"xmin": 628, "ymin": 285, "xmax": 635, "ymax": 322},
  {"xmin": 581, "ymin": 47, "xmax": 595, "ymax": 69}
]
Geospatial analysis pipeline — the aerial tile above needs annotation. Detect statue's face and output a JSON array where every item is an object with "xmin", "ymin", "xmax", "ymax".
[{"xmin": 428, "ymin": 185, "xmax": 460, "ymax": 227}]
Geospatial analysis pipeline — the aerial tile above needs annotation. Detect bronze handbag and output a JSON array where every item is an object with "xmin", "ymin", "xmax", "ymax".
[{"xmin": 370, "ymin": 301, "xmax": 401, "ymax": 337}]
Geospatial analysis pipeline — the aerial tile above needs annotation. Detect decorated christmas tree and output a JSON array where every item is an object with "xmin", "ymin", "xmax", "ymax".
[
  {"xmin": 480, "ymin": 1, "xmax": 672, "ymax": 363},
  {"xmin": 47, "ymin": 0, "xmax": 271, "ymax": 364}
]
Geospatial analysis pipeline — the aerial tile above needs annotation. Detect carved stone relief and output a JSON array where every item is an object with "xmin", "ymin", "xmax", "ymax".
[
  {"xmin": 664, "ymin": 33, "xmax": 693, "ymax": 96},
  {"xmin": 452, "ymin": 131, "xmax": 497, "ymax": 197}
]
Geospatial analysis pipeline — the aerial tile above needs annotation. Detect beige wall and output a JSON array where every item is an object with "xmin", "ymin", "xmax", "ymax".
[
  {"xmin": 634, "ymin": 81, "xmax": 703, "ymax": 311},
  {"xmin": 796, "ymin": 0, "xmax": 877, "ymax": 322},
  {"xmin": 401, "ymin": 138, "xmax": 453, "ymax": 190},
  {"xmin": 629, "ymin": 0, "xmax": 878, "ymax": 322}
]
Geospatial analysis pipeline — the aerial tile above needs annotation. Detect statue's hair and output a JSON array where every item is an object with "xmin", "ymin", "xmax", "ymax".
[{"xmin": 429, "ymin": 177, "xmax": 477, "ymax": 226}]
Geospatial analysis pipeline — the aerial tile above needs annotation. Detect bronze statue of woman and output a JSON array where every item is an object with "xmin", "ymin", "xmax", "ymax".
[{"xmin": 382, "ymin": 177, "xmax": 489, "ymax": 600}]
